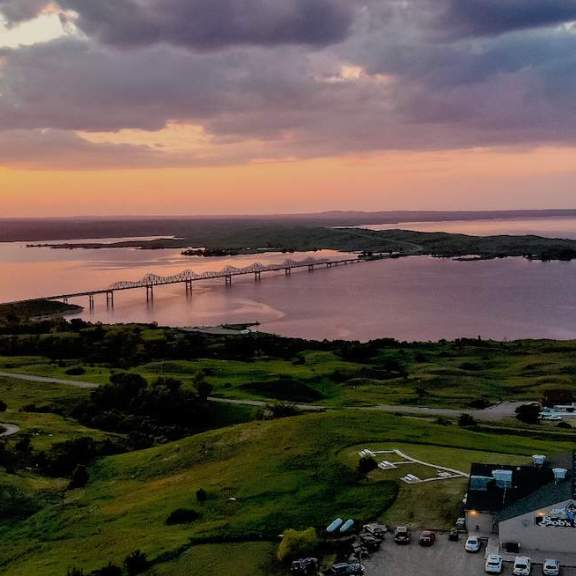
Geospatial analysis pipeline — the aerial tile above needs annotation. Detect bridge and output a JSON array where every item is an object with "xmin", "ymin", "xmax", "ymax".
[{"xmin": 40, "ymin": 255, "xmax": 377, "ymax": 310}]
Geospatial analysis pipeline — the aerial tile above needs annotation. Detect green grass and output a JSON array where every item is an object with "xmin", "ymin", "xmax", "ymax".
[
  {"xmin": 0, "ymin": 376, "xmax": 113, "ymax": 450},
  {"xmin": 4, "ymin": 339, "xmax": 576, "ymax": 410},
  {"xmin": 0, "ymin": 410, "xmax": 573, "ymax": 576}
]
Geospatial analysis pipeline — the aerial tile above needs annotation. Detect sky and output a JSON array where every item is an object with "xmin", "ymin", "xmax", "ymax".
[{"xmin": 1, "ymin": 0, "xmax": 576, "ymax": 216}]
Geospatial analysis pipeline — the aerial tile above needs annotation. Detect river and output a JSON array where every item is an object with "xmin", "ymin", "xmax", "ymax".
[{"xmin": 1, "ymin": 217, "xmax": 575, "ymax": 341}]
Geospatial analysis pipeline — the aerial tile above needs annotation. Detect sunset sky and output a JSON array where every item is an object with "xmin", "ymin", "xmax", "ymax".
[{"xmin": 1, "ymin": 1, "xmax": 576, "ymax": 216}]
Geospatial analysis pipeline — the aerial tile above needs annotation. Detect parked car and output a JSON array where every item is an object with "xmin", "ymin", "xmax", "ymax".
[
  {"xmin": 362, "ymin": 523, "xmax": 387, "ymax": 539},
  {"xmin": 325, "ymin": 563, "xmax": 365, "ymax": 576},
  {"xmin": 543, "ymin": 559, "xmax": 560, "ymax": 576},
  {"xmin": 448, "ymin": 529, "xmax": 459, "ymax": 542},
  {"xmin": 291, "ymin": 558, "xmax": 319, "ymax": 575},
  {"xmin": 419, "ymin": 531, "xmax": 436, "ymax": 546},
  {"xmin": 485, "ymin": 554, "xmax": 503, "ymax": 574},
  {"xmin": 464, "ymin": 536, "xmax": 482, "ymax": 553},
  {"xmin": 359, "ymin": 534, "xmax": 381, "ymax": 552},
  {"xmin": 394, "ymin": 526, "xmax": 411, "ymax": 545},
  {"xmin": 513, "ymin": 556, "xmax": 532, "ymax": 576}
]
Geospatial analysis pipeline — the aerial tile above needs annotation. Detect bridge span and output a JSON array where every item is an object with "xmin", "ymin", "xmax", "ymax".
[{"xmin": 38, "ymin": 255, "xmax": 379, "ymax": 310}]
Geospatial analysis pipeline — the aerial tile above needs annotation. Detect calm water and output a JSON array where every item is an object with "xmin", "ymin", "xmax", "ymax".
[
  {"xmin": 362, "ymin": 216, "xmax": 576, "ymax": 239},
  {"xmin": 1, "ymin": 218, "xmax": 575, "ymax": 341}
]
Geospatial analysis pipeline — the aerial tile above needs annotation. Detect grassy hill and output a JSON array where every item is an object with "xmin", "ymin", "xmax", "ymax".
[{"xmin": 0, "ymin": 410, "xmax": 572, "ymax": 576}]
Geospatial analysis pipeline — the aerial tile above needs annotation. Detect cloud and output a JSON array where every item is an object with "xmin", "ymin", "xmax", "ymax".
[
  {"xmin": 0, "ymin": 0, "xmax": 48, "ymax": 24},
  {"xmin": 2, "ymin": 1, "xmax": 576, "ymax": 169},
  {"xmin": 0, "ymin": 0, "xmax": 356, "ymax": 49},
  {"xmin": 435, "ymin": 0, "xmax": 576, "ymax": 37},
  {"xmin": 0, "ymin": 129, "xmax": 186, "ymax": 169}
]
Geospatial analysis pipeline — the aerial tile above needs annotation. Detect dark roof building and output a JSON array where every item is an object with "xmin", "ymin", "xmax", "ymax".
[{"xmin": 464, "ymin": 452, "xmax": 576, "ymax": 554}]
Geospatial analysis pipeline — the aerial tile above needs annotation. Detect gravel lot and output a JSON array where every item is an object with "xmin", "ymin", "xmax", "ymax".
[{"xmin": 364, "ymin": 534, "xmax": 576, "ymax": 576}]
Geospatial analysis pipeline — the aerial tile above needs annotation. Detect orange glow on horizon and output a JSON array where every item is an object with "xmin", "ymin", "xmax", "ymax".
[{"xmin": 1, "ymin": 146, "xmax": 576, "ymax": 217}]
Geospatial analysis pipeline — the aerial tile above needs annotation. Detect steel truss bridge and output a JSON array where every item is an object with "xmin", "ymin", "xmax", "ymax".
[{"xmin": 39, "ymin": 255, "xmax": 371, "ymax": 310}]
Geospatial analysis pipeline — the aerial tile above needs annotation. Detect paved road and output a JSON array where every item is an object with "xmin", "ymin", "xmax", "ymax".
[
  {"xmin": 363, "ymin": 402, "xmax": 527, "ymax": 422},
  {"xmin": 0, "ymin": 370, "xmax": 98, "ymax": 389},
  {"xmin": 0, "ymin": 423, "xmax": 20, "ymax": 437},
  {"xmin": 0, "ymin": 370, "xmax": 524, "ymax": 420}
]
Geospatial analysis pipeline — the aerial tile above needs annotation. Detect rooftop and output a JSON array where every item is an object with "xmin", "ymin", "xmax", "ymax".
[{"xmin": 465, "ymin": 452, "xmax": 575, "ymax": 518}]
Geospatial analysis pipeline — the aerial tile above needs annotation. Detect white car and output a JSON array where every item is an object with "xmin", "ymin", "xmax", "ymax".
[
  {"xmin": 543, "ymin": 559, "xmax": 560, "ymax": 576},
  {"xmin": 485, "ymin": 554, "xmax": 503, "ymax": 574},
  {"xmin": 513, "ymin": 556, "xmax": 531, "ymax": 576},
  {"xmin": 465, "ymin": 536, "xmax": 481, "ymax": 553}
]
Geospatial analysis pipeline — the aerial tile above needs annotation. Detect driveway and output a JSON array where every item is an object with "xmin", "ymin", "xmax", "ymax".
[{"xmin": 364, "ymin": 535, "xmax": 576, "ymax": 576}]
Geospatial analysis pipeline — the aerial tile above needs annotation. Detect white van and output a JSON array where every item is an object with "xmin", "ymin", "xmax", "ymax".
[{"xmin": 513, "ymin": 556, "xmax": 531, "ymax": 576}]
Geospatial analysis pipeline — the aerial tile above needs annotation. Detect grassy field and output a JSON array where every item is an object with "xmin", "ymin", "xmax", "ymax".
[
  {"xmin": 3, "ymin": 338, "xmax": 576, "ymax": 409},
  {"xmin": 0, "ymin": 376, "xmax": 114, "ymax": 450},
  {"xmin": 0, "ymin": 410, "xmax": 572, "ymax": 576}
]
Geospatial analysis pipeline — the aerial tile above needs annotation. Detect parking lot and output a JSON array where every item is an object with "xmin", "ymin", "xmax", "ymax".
[{"xmin": 364, "ymin": 535, "xmax": 576, "ymax": 576}]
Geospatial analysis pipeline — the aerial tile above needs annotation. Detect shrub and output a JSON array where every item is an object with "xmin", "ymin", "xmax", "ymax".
[
  {"xmin": 557, "ymin": 421, "xmax": 572, "ymax": 429},
  {"xmin": 124, "ymin": 550, "xmax": 149, "ymax": 576},
  {"xmin": 468, "ymin": 398, "xmax": 492, "ymax": 409},
  {"xmin": 277, "ymin": 528, "xmax": 318, "ymax": 562},
  {"xmin": 357, "ymin": 456, "xmax": 378, "ymax": 476},
  {"xmin": 89, "ymin": 562, "xmax": 122, "ymax": 576},
  {"xmin": 68, "ymin": 465, "xmax": 90, "ymax": 490},
  {"xmin": 67, "ymin": 568, "xmax": 84, "ymax": 576},
  {"xmin": 196, "ymin": 488, "xmax": 208, "ymax": 502},
  {"xmin": 515, "ymin": 404, "xmax": 541, "ymax": 425},
  {"xmin": 458, "ymin": 413, "xmax": 477, "ymax": 427},
  {"xmin": 66, "ymin": 367, "xmax": 86, "ymax": 376},
  {"xmin": 166, "ymin": 508, "xmax": 200, "ymax": 525},
  {"xmin": 0, "ymin": 400, "xmax": 6, "ymax": 413}
]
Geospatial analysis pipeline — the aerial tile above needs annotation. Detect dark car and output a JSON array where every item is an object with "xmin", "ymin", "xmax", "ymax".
[
  {"xmin": 359, "ymin": 534, "xmax": 381, "ymax": 551},
  {"xmin": 291, "ymin": 558, "xmax": 319, "ymax": 575},
  {"xmin": 394, "ymin": 526, "xmax": 411, "ymax": 545},
  {"xmin": 419, "ymin": 531, "xmax": 436, "ymax": 546},
  {"xmin": 325, "ymin": 563, "xmax": 365, "ymax": 576},
  {"xmin": 448, "ymin": 529, "xmax": 459, "ymax": 542}
]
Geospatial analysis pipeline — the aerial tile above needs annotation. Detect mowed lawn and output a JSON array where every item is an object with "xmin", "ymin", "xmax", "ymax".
[{"xmin": 0, "ymin": 411, "xmax": 572, "ymax": 576}]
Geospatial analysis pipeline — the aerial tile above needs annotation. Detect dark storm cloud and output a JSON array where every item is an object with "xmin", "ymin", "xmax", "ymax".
[
  {"xmin": 36, "ymin": 0, "xmax": 355, "ymax": 49},
  {"xmin": 2, "ymin": 0, "xmax": 576, "ymax": 169},
  {"xmin": 435, "ymin": 0, "xmax": 576, "ymax": 37},
  {"xmin": 0, "ymin": 129, "xmax": 180, "ymax": 169},
  {"xmin": 0, "ymin": 0, "xmax": 47, "ymax": 23}
]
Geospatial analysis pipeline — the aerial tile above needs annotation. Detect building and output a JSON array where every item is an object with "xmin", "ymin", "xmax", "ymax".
[{"xmin": 465, "ymin": 452, "xmax": 576, "ymax": 554}]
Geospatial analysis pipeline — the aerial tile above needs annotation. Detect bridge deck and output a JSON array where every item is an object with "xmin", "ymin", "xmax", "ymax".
[{"xmin": 14, "ymin": 255, "xmax": 383, "ymax": 304}]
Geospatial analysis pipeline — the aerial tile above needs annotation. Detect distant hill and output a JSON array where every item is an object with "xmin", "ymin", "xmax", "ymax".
[{"xmin": 1, "ymin": 209, "xmax": 576, "ymax": 243}]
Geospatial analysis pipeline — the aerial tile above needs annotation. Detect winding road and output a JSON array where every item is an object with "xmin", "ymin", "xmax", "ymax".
[{"xmin": 0, "ymin": 370, "xmax": 525, "ymax": 421}]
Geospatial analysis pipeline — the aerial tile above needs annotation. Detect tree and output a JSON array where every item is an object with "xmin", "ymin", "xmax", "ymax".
[
  {"xmin": 515, "ymin": 404, "xmax": 541, "ymax": 425},
  {"xmin": 0, "ymin": 400, "xmax": 6, "ymax": 412},
  {"xmin": 458, "ymin": 413, "xmax": 477, "ymax": 427},
  {"xmin": 124, "ymin": 550, "xmax": 149, "ymax": 576},
  {"xmin": 357, "ymin": 456, "xmax": 378, "ymax": 476},
  {"xmin": 68, "ymin": 465, "xmax": 90, "ymax": 490},
  {"xmin": 277, "ymin": 528, "xmax": 318, "ymax": 562}
]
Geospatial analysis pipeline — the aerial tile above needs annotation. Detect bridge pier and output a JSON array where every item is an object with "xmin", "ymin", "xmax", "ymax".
[
  {"xmin": 285, "ymin": 267, "xmax": 291, "ymax": 276},
  {"xmin": 225, "ymin": 275, "xmax": 232, "ymax": 287},
  {"xmin": 88, "ymin": 295, "xmax": 95, "ymax": 310},
  {"xmin": 254, "ymin": 271, "xmax": 261, "ymax": 282},
  {"xmin": 106, "ymin": 291, "xmax": 114, "ymax": 309},
  {"xmin": 308, "ymin": 264, "xmax": 315, "ymax": 272},
  {"xmin": 62, "ymin": 297, "xmax": 69, "ymax": 304},
  {"xmin": 185, "ymin": 280, "xmax": 193, "ymax": 296},
  {"xmin": 146, "ymin": 285, "xmax": 154, "ymax": 302}
]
